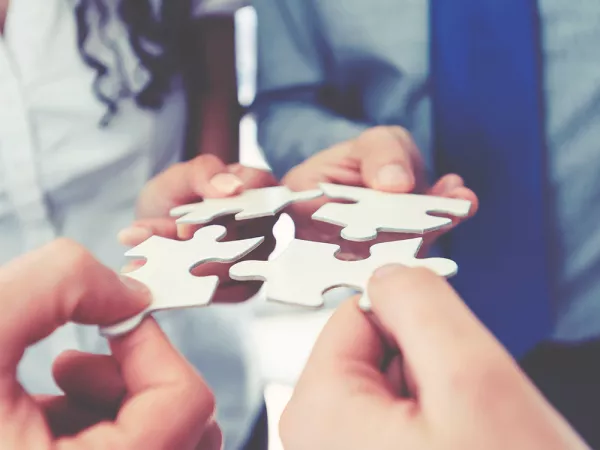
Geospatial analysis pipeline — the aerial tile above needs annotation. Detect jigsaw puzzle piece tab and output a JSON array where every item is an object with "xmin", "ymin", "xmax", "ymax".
[
  {"xmin": 230, "ymin": 238, "xmax": 458, "ymax": 310},
  {"xmin": 230, "ymin": 239, "xmax": 343, "ymax": 308},
  {"xmin": 357, "ymin": 238, "xmax": 458, "ymax": 312},
  {"xmin": 313, "ymin": 182, "xmax": 472, "ymax": 241},
  {"xmin": 100, "ymin": 225, "xmax": 264, "ymax": 338},
  {"xmin": 100, "ymin": 274, "xmax": 220, "ymax": 337},
  {"xmin": 170, "ymin": 186, "xmax": 323, "ymax": 225},
  {"xmin": 367, "ymin": 238, "xmax": 458, "ymax": 275},
  {"xmin": 310, "ymin": 202, "xmax": 378, "ymax": 241}
]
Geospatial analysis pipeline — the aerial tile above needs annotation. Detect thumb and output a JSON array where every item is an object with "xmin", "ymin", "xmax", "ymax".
[
  {"xmin": 137, "ymin": 154, "xmax": 244, "ymax": 217},
  {"xmin": 366, "ymin": 265, "xmax": 518, "ymax": 409},
  {"xmin": 0, "ymin": 239, "xmax": 151, "ymax": 380},
  {"xmin": 351, "ymin": 126, "xmax": 424, "ymax": 192}
]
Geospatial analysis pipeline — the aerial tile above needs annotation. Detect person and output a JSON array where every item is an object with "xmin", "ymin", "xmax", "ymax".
[
  {"xmin": 280, "ymin": 264, "xmax": 590, "ymax": 450},
  {"xmin": 0, "ymin": 240, "xmax": 589, "ymax": 449},
  {"xmin": 252, "ymin": 0, "xmax": 600, "ymax": 445},
  {"xmin": 0, "ymin": 1, "xmax": 272, "ymax": 448},
  {"xmin": 0, "ymin": 239, "xmax": 221, "ymax": 450}
]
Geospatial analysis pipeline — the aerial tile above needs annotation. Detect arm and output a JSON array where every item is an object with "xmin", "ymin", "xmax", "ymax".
[
  {"xmin": 184, "ymin": 3, "xmax": 246, "ymax": 164},
  {"xmin": 252, "ymin": 0, "xmax": 370, "ymax": 179}
]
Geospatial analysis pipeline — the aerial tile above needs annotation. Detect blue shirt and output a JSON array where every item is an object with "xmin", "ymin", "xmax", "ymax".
[{"xmin": 253, "ymin": 0, "xmax": 600, "ymax": 342}]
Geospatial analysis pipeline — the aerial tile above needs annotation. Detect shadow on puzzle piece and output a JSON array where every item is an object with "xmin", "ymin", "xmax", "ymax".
[
  {"xmin": 229, "ymin": 238, "xmax": 457, "ymax": 311},
  {"xmin": 100, "ymin": 225, "xmax": 264, "ymax": 338},
  {"xmin": 169, "ymin": 185, "xmax": 323, "ymax": 225},
  {"xmin": 312, "ymin": 183, "xmax": 472, "ymax": 242}
]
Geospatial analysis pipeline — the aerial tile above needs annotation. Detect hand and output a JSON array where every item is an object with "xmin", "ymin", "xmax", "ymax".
[
  {"xmin": 118, "ymin": 155, "xmax": 279, "ymax": 302},
  {"xmin": 0, "ymin": 239, "xmax": 220, "ymax": 449},
  {"xmin": 282, "ymin": 126, "xmax": 479, "ymax": 259},
  {"xmin": 280, "ymin": 265, "xmax": 588, "ymax": 450}
]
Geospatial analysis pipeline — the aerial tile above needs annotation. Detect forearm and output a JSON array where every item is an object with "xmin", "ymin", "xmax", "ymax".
[
  {"xmin": 256, "ymin": 102, "xmax": 370, "ymax": 179},
  {"xmin": 196, "ymin": 92, "xmax": 240, "ymax": 164},
  {"xmin": 187, "ymin": 13, "xmax": 240, "ymax": 163}
]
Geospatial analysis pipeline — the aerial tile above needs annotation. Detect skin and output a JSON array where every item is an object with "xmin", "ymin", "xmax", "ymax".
[
  {"xmin": 282, "ymin": 126, "xmax": 479, "ymax": 259},
  {"xmin": 117, "ymin": 154, "xmax": 279, "ymax": 303},
  {"xmin": 0, "ymin": 0, "xmax": 8, "ymax": 33},
  {"xmin": 280, "ymin": 265, "xmax": 589, "ymax": 450},
  {"xmin": 118, "ymin": 126, "xmax": 478, "ymax": 290},
  {"xmin": 0, "ymin": 239, "xmax": 220, "ymax": 450}
]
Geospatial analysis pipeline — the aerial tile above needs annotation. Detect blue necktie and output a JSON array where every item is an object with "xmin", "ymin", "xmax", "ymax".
[{"xmin": 431, "ymin": 0, "xmax": 553, "ymax": 357}]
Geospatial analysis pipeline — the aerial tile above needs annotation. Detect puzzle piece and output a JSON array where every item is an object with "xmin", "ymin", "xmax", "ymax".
[
  {"xmin": 100, "ymin": 225, "xmax": 264, "ymax": 337},
  {"xmin": 229, "ymin": 238, "xmax": 457, "ymax": 310},
  {"xmin": 312, "ymin": 183, "xmax": 472, "ymax": 241},
  {"xmin": 170, "ymin": 186, "xmax": 323, "ymax": 225}
]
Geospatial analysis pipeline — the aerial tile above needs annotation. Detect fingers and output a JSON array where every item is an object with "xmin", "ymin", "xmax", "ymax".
[
  {"xmin": 0, "ymin": 240, "xmax": 151, "ymax": 382},
  {"xmin": 366, "ymin": 265, "xmax": 517, "ymax": 409},
  {"xmin": 118, "ymin": 217, "xmax": 178, "ymax": 247},
  {"xmin": 428, "ymin": 173, "xmax": 464, "ymax": 195},
  {"xmin": 136, "ymin": 154, "xmax": 242, "ymax": 218},
  {"xmin": 298, "ymin": 299, "xmax": 386, "ymax": 381},
  {"xmin": 283, "ymin": 299, "xmax": 405, "ymax": 442},
  {"xmin": 281, "ymin": 298, "xmax": 417, "ymax": 450},
  {"xmin": 229, "ymin": 163, "xmax": 278, "ymax": 189},
  {"xmin": 428, "ymin": 174, "xmax": 479, "ymax": 218},
  {"xmin": 194, "ymin": 420, "xmax": 223, "ymax": 450},
  {"xmin": 101, "ymin": 319, "xmax": 215, "ymax": 449},
  {"xmin": 351, "ymin": 126, "xmax": 425, "ymax": 192},
  {"xmin": 137, "ymin": 155, "xmax": 278, "ymax": 219},
  {"xmin": 51, "ymin": 348, "xmax": 220, "ymax": 448},
  {"xmin": 52, "ymin": 351, "xmax": 125, "ymax": 410},
  {"xmin": 38, "ymin": 396, "xmax": 116, "ymax": 438}
]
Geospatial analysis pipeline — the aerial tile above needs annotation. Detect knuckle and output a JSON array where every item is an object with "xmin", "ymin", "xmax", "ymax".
[
  {"xmin": 185, "ymin": 371, "xmax": 217, "ymax": 420},
  {"xmin": 49, "ymin": 238, "xmax": 94, "ymax": 270},
  {"xmin": 45, "ymin": 239, "xmax": 105, "ymax": 318}
]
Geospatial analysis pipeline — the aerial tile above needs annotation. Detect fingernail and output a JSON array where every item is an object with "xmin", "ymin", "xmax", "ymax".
[
  {"xmin": 375, "ymin": 164, "xmax": 410, "ymax": 189},
  {"xmin": 372, "ymin": 264, "xmax": 404, "ymax": 279},
  {"xmin": 440, "ymin": 175, "xmax": 464, "ymax": 194},
  {"xmin": 119, "ymin": 276, "xmax": 152, "ymax": 305},
  {"xmin": 118, "ymin": 226, "xmax": 152, "ymax": 245},
  {"xmin": 210, "ymin": 173, "xmax": 244, "ymax": 195},
  {"xmin": 120, "ymin": 260, "xmax": 144, "ymax": 274}
]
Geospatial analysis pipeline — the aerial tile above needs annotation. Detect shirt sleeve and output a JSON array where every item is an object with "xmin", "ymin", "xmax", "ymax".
[{"xmin": 252, "ymin": 0, "xmax": 371, "ymax": 180}]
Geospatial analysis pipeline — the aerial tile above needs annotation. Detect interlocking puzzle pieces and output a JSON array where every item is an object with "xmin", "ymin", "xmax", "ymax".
[
  {"xmin": 169, "ymin": 185, "xmax": 323, "ymax": 225},
  {"xmin": 100, "ymin": 225, "xmax": 264, "ymax": 338},
  {"xmin": 229, "ymin": 238, "xmax": 457, "ymax": 311},
  {"xmin": 312, "ymin": 183, "xmax": 472, "ymax": 242}
]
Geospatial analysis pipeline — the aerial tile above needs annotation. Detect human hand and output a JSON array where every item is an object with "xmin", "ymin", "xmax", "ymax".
[
  {"xmin": 118, "ymin": 155, "xmax": 279, "ymax": 302},
  {"xmin": 0, "ymin": 239, "xmax": 220, "ymax": 450},
  {"xmin": 280, "ymin": 265, "xmax": 588, "ymax": 450},
  {"xmin": 282, "ymin": 126, "xmax": 478, "ymax": 259}
]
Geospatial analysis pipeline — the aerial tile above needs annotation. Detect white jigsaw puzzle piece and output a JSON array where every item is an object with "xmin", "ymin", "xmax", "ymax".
[
  {"xmin": 313, "ymin": 183, "xmax": 472, "ymax": 241},
  {"xmin": 229, "ymin": 238, "xmax": 457, "ymax": 310},
  {"xmin": 170, "ymin": 186, "xmax": 323, "ymax": 224},
  {"xmin": 100, "ymin": 225, "xmax": 264, "ymax": 338}
]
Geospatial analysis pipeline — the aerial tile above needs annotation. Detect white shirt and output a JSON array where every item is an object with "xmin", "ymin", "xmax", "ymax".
[{"xmin": 0, "ymin": 1, "xmax": 261, "ymax": 449}]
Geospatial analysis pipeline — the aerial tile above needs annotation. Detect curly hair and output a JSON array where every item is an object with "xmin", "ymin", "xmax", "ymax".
[{"xmin": 74, "ymin": 0, "xmax": 192, "ymax": 126}]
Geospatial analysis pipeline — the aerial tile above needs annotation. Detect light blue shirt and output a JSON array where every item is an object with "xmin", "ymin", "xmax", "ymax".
[
  {"xmin": 0, "ymin": 1, "xmax": 260, "ymax": 449},
  {"xmin": 253, "ymin": 0, "xmax": 600, "ymax": 342}
]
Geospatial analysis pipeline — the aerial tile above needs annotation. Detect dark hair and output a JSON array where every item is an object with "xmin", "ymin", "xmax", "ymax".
[{"xmin": 74, "ymin": 0, "xmax": 192, "ymax": 126}]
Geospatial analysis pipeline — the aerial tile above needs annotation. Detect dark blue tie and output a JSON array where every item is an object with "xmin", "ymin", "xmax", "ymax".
[{"xmin": 431, "ymin": 0, "xmax": 553, "ymax": 357}]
